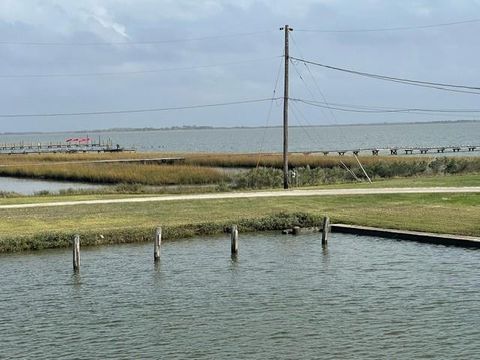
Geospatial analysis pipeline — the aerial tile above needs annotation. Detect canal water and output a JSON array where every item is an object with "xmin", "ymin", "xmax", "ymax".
[
  {"xmin": 0, "ymin": 176, "xmax": 103, "ymax": 195},
  {"xmin": 1, "ymin": 233, "xmax": 478, "ymax": 359}
]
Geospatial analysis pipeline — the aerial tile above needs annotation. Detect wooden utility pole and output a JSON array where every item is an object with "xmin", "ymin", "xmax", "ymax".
[{"xmin": 281, "ymin": 25, "xmax": 292, "ymax": 189}]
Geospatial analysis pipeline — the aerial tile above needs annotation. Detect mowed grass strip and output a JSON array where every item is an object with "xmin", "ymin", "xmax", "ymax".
[{"xmin": 0, "ymin": 193, "xmax": 478, "ymax": 245}]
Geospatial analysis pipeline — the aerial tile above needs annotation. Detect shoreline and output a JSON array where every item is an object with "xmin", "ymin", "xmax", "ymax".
[
  {"xmin": 2, "ymin": 211, "xmax": 479, "ymax": 254},
  {"xmin": 2, "ymin": 119, "xmax": 479, "ymax": 136},
  {"xmin": 0, "ymin": 212, "xmax": 322, "ymax": 253}
]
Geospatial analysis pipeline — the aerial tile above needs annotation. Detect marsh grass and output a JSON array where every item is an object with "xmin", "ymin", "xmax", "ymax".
[
  {"xmin": 0, "ymin": 163, "xmax": 229, "ymax": 185},
  {"xmin": 184, "ymin": 153, "xmax": 431, "ymax": 168},
  {"xmin": 0, "ymin": 152, "xmax": 479, "ymax": 189}
]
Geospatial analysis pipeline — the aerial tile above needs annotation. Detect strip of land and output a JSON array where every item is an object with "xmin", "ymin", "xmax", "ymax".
[
  {"xmin": 0, "ymin": 152, "xmax": 478, "ymax": 252},
  {"xmin": 0, "ymin": 188, "xmax": 479, "ymax": 252}
]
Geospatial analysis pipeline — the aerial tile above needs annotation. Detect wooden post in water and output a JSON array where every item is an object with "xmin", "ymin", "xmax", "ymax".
[
  {"xmin": 154, "ymin": 227, "xmax": 162, "ymax": 261},
  {"xmin": 231, "ymin": 225, "xmax": 238, "ymax": 255},
  {"xmin": 292, "ymin": 226, "xmax": 301, "ymax": 235},
  {"xmin": 322, "ymin": 216, "xmax": 330, "ymax": 246},
  {"xmin": 73, "ymin": 235, "xmax": 80, "ymax": 272}
]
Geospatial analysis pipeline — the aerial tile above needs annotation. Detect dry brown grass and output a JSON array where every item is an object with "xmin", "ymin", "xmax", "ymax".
[
  {"xmin": 0, "ymin": 163, "xmax": 228, "ymax": 185},
  {"xmin": 184, "ymin": 152, "xmax": 431, "ymax": 168},
  {"xmin": 0, "ymin": 151, "xmax": 429, "ymax": 168},
  {"xmin": 0, "ymin": 151, "xmax": 477, "ymax": 187}
]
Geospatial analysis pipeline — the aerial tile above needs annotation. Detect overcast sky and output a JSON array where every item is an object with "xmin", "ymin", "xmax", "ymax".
[{"xmin": 1, "ymin": 0, "xmax": 480, "ymax": 132}]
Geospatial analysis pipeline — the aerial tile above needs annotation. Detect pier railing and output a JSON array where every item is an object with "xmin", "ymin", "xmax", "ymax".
[
  {"xmin": 298, "ymin": 144, "xmax": 479, "ymax": 156},
  {"xmin": 0, "ymin": 141, "xmax": 134, "ymax": 155}
]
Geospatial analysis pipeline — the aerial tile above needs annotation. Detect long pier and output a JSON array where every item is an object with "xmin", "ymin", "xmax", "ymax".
[
  {"xmin": 299, "ymin": 144, "xmax": 479, "ymax": 156},
  {"xmin": 0, "ymin": 141, "xmax": 135, "ymax": 155}
]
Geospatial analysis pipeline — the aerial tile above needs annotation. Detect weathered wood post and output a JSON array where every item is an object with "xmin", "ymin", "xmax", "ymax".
[
  {"xmin": 73, "ymin": 234, "xmax": 80, "ymax": 272},
  {"xmin": 154, "ymin": 227, "xmax": 162, "ymax": 261},
  {"xmin": 231, "ymin": 225, "xmax": 238, "ymax": 255},
  {"xmin": 322, "ymin": 216, "xmax": 330, "ymax": 246}
]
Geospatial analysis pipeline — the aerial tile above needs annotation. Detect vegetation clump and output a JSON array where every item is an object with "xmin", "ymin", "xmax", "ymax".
[{"xmin": 231, "ymin": 157, "xmax": 480, "ymax": 189}]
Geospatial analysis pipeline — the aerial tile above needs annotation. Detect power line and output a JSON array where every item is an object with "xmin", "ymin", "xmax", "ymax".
[
  {"xmin": 295, "ymin": 18, "xmax": 480, "ymax": 33},
  {"xmin": 288, "ymin": 36, "xmax": 364, "ymax": 183},
  {"xmin": 0, "ymin": 57, "xmax": 280, "ymax": 79},
  {"xmin": 0, "ymin": 30, "xmax": 273, "ymax": 46},
  {"xmin": 289, "ymin": 33, "xmax": 341, "ymax": 124},
  {"xmin": 291, "ymin": 57, "xmax": 480, "ymax": 95},
  {"xmin": 292, "ymin": 98, "xmax": 480, "ymax": 116},
  {"xmin": 0, "ymin": 97, "xmax": 280, "ymax": 118},
  {"xmin": 256, "ymin": 56, "xmax": 284, "ymax": 166}
]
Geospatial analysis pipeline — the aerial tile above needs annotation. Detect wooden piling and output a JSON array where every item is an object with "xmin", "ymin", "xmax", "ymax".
[
  {"xmin": 73, "ymin": 235, "xmax": 80, "ymax": 272},
  {"xmin": 292, "ymin": 226, "xmax": 301, "ymax": 235},
  {"xmin": 231, "ymin": 225, "xmax": 238, "ymax": 254},
  {"xmin": 322, "ymin": 216, "xmax": 330, "ymax": 246},
  {"xmin": 154, "ymin": 227, "xmax": 162, "ymax": 261}
]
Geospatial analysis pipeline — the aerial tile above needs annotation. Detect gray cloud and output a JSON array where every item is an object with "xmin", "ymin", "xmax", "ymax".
[{"xmin": 0, "ymin": 0, "xmax": 480, "ymax": 132}]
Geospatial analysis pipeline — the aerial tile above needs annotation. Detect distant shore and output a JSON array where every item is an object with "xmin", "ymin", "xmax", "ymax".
[{"xmin": 1, "ymin": 119, "xmax": 478, "ymax": 136}]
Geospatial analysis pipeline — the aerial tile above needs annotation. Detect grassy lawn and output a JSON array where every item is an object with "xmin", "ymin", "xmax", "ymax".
[
  {"xmin": 0, "ymin": 192, "xmax": 478, "ymax": 252},
  {"xmin": 316, "ymin": 173, "xmax": 480, "ymax": 188}
]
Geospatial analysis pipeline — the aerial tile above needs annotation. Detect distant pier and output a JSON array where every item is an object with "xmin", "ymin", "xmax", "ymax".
[
  {"xmin": 0, "ymin": 141, "xmax": 135, "ymax": 155},
  {"xmin": 299, "ymin": 144, "xmax": 479, "ymax": 156}
]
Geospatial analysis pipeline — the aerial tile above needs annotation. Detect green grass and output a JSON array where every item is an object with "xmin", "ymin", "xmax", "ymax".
[
  {"xmin": 0, "ymin": 192, "xmax": 478, "ymax": 252},
  {"xmin": 310, "ymin": 173, "xmax": 480, "ymax": 188}
]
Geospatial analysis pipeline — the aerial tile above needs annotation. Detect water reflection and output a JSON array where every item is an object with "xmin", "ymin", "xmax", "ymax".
[{"xmin": 71, "ymin": 272, "xmax": 82, "ymax": 288}]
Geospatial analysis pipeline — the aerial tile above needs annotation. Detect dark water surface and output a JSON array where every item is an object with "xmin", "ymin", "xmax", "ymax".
[{"xmin": 1, "ymin": 233, "xmax": 479, "ymax": 359}]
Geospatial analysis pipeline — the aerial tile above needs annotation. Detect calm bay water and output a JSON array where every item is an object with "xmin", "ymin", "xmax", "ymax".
[
  {"xmin": 1, "ymin": 122, "xmax": 479, "ymax": 153},
  {"xmin": 1, "ymin": 233, "xmax": 479, "ymax": 359}
]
